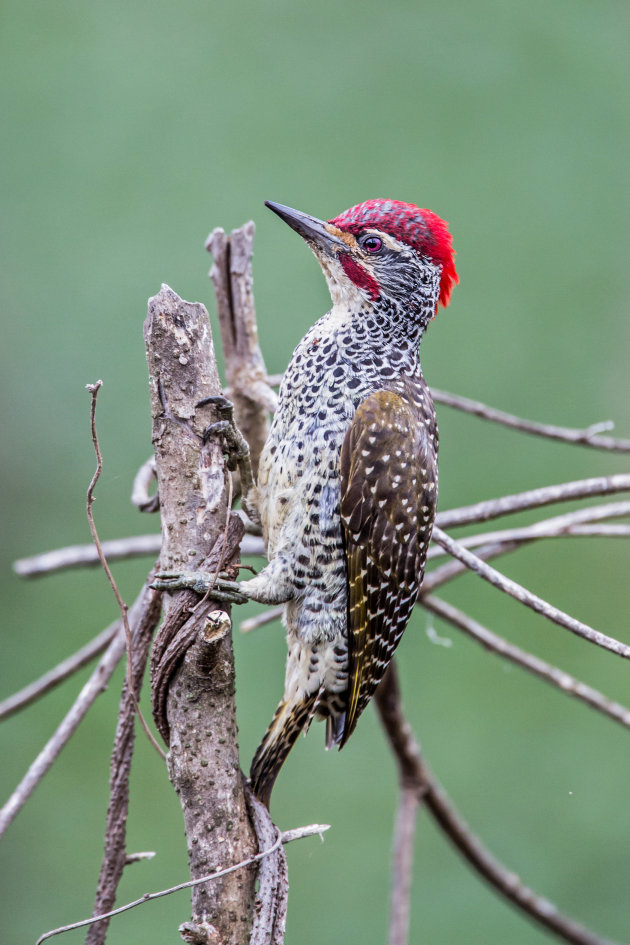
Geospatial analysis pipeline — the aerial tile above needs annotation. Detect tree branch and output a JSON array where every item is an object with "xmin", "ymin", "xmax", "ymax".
[
  {"xmin": 375, "ymin": 663, "xmax": 619, "ymax": 945},
  {"xmin": 0, "ymin": 624, "xmax": 118, "ymax": 721},
  {"xmin": 430, "ymin": 387, "xmax": 630, "ymax": 452},
  {"xmin": 0, "ymin": 579, "xmax": 160, "ymax": 839},
  {"xmin": 86, "ymin": 565, "xmax": 162, "ymax": 945},
  {"xmin": 12, "ymin": 533, "xmax": 265, "ymax": 579},
  {"xmin": 420, "ymin": 595, "xmax": 630, "ymax": 730},
  {"xmin": 266, "ymin": 377, "xmax": 630, "ymax": 452},
  {"xmin": 144, "ymin": 282, "xmax": 258, "ymax": 943},
  {"xmin": 207, "ymin": 223, "xmax": 276, "ymax": 480},
  {"xmin": 436, "ymin": 474, "xmax": 630, "ymax": 530},
  {"xmin": 431, "ymin": 526, "xmax": 630, "ymax": 659},
  {"xmin": 427, "ymin": 500, "xmax": 630, "ymax": 559},
  {"xmin": 35, "ymin": 823, "xmax": 328, "ymax": 945}
]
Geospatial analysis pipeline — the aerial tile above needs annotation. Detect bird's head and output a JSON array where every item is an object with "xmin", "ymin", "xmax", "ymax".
[{"xmin": 266, "ymin": 198, "xmax": 457, "ymax": 327}]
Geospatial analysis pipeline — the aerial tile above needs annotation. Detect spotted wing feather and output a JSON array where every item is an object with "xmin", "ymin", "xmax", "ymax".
[{"xmin": 339, "ymin": 388, "xmax": 437, "ymax": 745}]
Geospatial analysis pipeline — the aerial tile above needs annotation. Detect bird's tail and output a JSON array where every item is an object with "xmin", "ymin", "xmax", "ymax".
[{"xmin": 250, "ymin": 695, "xmax": 316, "ymax": 807}]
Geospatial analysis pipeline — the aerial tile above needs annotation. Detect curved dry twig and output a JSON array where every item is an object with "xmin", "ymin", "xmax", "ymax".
[
  {"xmin": 431, "ymin": 526, "xmax": 630, "ymax": 659},
  {"xmin": 131, "ymin": 455, "xmax": 159, "ymax": 512},
  {"xmin": 85, "ymin": 382, "xmax": 165, "ymax": 761},
  {"xmin": 35, "ymin": 823, "xmax": 328, "ymax": 945},
  {"xmin": 246, "ymin": 785, "xmax": 290, "ymax": 945}
]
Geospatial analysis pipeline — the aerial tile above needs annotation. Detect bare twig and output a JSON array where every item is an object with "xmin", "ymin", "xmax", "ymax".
[
  {"xmin": 430, "ymin": 387, "xmax": 630, "ymax": 452},
  {"xmin": 35, "ymin": 823, "xmax": 329, "ymax": 945},
  {"xmin": 436, "ymin": 474, "xmax": 630, "ymax": 530},
  {"xmin": 85, "ymin": 382, "xmax": 165, "ymax": 761},
  {"xmin": 0, "ymin": 580, "xmax": 159, "ymax": 838},
  {"xmin": 374, "ymin": 663, "xmax": 425, "ymax": 945},
  {"xmin": 427, "ymin": 500, "xmax": 630, "ymax": 559},
  {"xmin": 431, "ymin": 526, "xmax": 630, "ymax": 659},
  {"xmin": 13, "ymin": 534, "xmax": 162, "ymax": 577},
  {"xmin": 240, "ymin": 607, "xmax": 283, "ymax": 633},
  {"xmin": 420, "ymin": 595, "xmax": 630, "ymax": 730},
  {"xmin": 13, "ymin": 533, "xmax": 264, "ymax": 579},
  {"xmin": 375, "ymin": 663, "xmax": 619, "ymax": 945},
  {"xmin": 266, "ymin": 379, "xmax": 630, "ymax": 453},
  {"xmin": 86, "ymin": 566, "xmax": 162, "ymax": 945},
  {"xmin": 0, "ymin": 624, "xmax": 118, "ymax": 721}
]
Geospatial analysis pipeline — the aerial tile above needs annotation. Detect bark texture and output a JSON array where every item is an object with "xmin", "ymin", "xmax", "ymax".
[
  {"xmin": 145, "ymin": 284, "xmax": 256, "ymax": 944},
  {"xmin": 206, "ymin": 223, "xmax": 275, "ymax": 479}
]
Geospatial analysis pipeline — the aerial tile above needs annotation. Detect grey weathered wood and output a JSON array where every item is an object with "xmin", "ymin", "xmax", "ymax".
[
  {"xmin": 144, "ymin": 284, "xmax": 256, "ymax": 944},
  {"xmin": 207, "ymin": 224, "xmax": 276, "ymax": 479}
]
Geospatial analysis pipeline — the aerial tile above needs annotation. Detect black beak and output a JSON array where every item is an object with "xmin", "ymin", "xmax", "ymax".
[{"xmin": 265, "ymin": 201, "xmax": 346, "ymax": 254}]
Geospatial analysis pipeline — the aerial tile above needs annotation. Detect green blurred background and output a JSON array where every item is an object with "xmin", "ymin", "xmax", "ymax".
[{"xmin": 1, "ymin": 1, "xmax": 629, "ymax": 942}]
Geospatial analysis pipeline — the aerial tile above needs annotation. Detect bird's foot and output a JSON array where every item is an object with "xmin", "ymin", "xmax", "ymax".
[
  {"xmin": 197, "ymin": 395, "xmax": 258, "ymax": 522},
  {"xmin": 197, "ymin": 396, "xmax": 250, "ymax": 471},
  {"xmin": 151, "ymin": 570, "xmax": 250, "ymax": 605}
]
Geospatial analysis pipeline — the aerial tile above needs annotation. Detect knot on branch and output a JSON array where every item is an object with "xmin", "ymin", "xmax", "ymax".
[
  {"xmin": 179, "ymin": 920, "xmax": 220, "ymax": 944},
  {"xmin": 150, "ymin": 514, "xmax": 244, "ymax": 743}
]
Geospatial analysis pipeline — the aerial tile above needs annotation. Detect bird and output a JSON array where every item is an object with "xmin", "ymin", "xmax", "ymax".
[{"xmin": 156, "ymin": 198, "xmax": 458, "ymax": 806}]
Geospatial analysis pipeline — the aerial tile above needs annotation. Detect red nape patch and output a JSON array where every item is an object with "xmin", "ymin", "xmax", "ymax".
[
  {"xmin": 330, "ymin": 199, "xmax": 458, "ymax": 308},
  {"xmin": 339, "ymin": 253, "xmax": 380, "ymax": 300}
]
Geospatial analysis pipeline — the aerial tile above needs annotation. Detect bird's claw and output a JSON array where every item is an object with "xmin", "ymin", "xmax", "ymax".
[
  {"xmin": 196, "ymin": 394, "xmax": 234, "ymax": 415},
  {"xmin": 197, "ymin": 399, "xmax": 250, "ymax": 472},
  {"xmin": 151, "ymin": 570, "xmax": 250, "ymax": 605},
  {"xmin": 196, "ymin": 393, "xmax": 258, "ymax": 524}
]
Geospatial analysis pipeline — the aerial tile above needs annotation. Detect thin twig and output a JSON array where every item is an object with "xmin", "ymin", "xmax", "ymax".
[
  {"xmin": 266, "ymin": 378, "xmax": 630, "ymax": 453},
  {"xmin": 436, "ymin": 474, "xmax": 630, "ymax": 530},
  {"xmin": 246, "ymin": 784, "xmax": 290, "ymax": 945},
  {"xmin": 85, "ymin": 382, "xmax": 165, "ymax": 761},
  {"xmin": 430, "ymin": 387, "xmax": 630, "ymax": 452},
  {"xmin": 375, "ymin": 663, "xmax": 619, "ymax": 945},
  {"xmin": 13, "ymin": 535, "xmax": 162, "ymax": 576},
  {"xmin": 422, "ymin": 769, "xmax": 618, "ymax": 945},
  {"xmin": 35, "ymin": 823, "xmax": 329, "ymax": 944},
  {"xmin": 0, "ymin": 624, "xmax": 118, "ymax": 721},
  {"xmin": 431, "ymin": 526, "xmax": 630, "ymax": 659},
  {"xmin": 374, "ymin": 664, "xmax": 424, "ymax": 945},
  {"xmin": 240, "ymin": 503, "xmax": 630, "ymax": 630},
  {"xmin": 86, "ymin": 569, "xmax": 161, "ymax": 945},
  {"xmin": 0, "ymin": 624, "xmax": 119, "ymax": 837},
  {"xmin": 240, "ymin": 606, "xmax": 283, "ymax": 633},
  {"xmin": 0, "ymin": 580, "xmax": 162, "ymax": 838},
  {"xmin": 420, "ymin": 595, "xmax": 630, "ymax": 730},
  {"xmin": 14, "ymin": 493, "xmax": 628, "ymax": 581},
  {"xmin": 427, "ymin": 500, "xmax": 630, "ymax": 559},
  {"xmin": 13, "ymin": 533, "xmax": 265, "ymax": 579}
]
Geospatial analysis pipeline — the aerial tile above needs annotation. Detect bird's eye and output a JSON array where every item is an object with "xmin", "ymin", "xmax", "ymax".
[{"xmin": 362, "ymin": 235, "xmax": 382, "ymax": 254}]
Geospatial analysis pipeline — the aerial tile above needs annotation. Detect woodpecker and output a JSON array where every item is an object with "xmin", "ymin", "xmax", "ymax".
[{"xmin": 156, "ymin": 199, "xmax": 457, "ymax": 806}]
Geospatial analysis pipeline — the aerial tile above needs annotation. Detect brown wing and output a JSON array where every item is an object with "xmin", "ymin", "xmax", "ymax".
[{"xmin": 339, "ymin": 389, "xmax": 437, "ymax": 745}]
